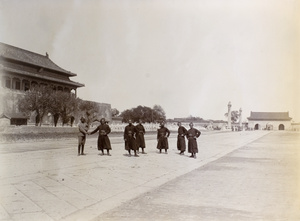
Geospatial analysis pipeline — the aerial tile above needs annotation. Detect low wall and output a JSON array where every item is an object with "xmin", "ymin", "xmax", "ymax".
[
  {"xmin": 0, "ymin": 124, "xmax": 158, "ymax": 143},
  {"xmin": 0, "ymin": 126, "xmax": 78, "ymax": 143},
  {"xmin": 0, "ymin": 123, "xmax": 209, "ymax": 143}
]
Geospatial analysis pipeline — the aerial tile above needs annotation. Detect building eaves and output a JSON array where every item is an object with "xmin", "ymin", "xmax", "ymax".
[
  {"xmin": 0, "ymin": 112, "xmax": 28, "ymax": 119},
  {"xmin": 1, "ymin": 66, "xmax": 84, "ymax": 88},
  {"xmin": 0, "ymin": 42, "xmax": 76, "ymax": 77},
  {"xmin": 247, "ymin": 112, "xmax": 292, "ymax": 121}
]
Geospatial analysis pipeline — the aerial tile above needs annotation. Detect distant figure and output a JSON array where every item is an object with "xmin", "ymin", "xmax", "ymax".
[
  {"xmin": 124, "ymin": 119, "xmax": 138, "ymax": 157},
  {"xmin": 135, "ymin": 119, "xmax": 146, "ymax": 154},
  {"xmin": 78, "ymin": 117, "xmax": 88, "ymax": 156},
  {"xmin": 157, "ymin": 121, "xmax": 170, "ymax": 154},
  {"xmin": 89, "ymin": 118, "xmax": 112, "ymax": 156},
  {"xmin": 177, "ymin": 122, "xmax": 187, "ymax": 155},
  {"xmin": 186, "ymin": 122, "xmax": 201, "ymax": 158}
]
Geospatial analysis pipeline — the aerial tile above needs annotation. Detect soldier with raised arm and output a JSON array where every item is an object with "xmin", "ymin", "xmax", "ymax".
[{"xmin": 89, "ymin": 118, "xmax": 112, "ymax": 156}]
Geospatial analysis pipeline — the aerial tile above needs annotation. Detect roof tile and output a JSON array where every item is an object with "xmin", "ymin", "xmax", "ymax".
[
  {"xmin": 248, "ymin": 112, "xmax": 292, "ymax": 120},
  {"xmin": 0, "ymin": 42, "xmax": 76, "ymax": 76}
]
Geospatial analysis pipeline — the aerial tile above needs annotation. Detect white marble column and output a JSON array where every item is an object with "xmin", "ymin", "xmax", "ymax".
[
  {"xmin": 227, "ymin": 102, "xmax": 232, "ymax": 129},
  {"xmin": 239, "ymin": 108, "xmax": 242, "ymax": 129}
]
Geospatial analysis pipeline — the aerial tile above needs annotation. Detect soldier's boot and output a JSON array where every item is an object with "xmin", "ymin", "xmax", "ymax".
[
  {"xmin": 78, "ymin": 145, "xmax": 81, "ymax": 156},
  {"xmin": 134, "ymin": 150, "xmax": 139, "ymax": 157},
  {"xmin": 81, "ymin": 145, "xmax": 85, "ymax": 155}
]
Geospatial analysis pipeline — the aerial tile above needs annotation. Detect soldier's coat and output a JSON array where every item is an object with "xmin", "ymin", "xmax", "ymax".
[
  {"xmin": 90, "ymin": 123, "xmax": 112, "ymax": 150},
  {"xmin": 177, "ymin": 126, "xmax": 187, "ymax": 151},
  {"xmin": 135, "ymin": 123, "xmax": 146, "ymax": 148},
  {"xmin": 78, "ymin": 122, "xmax": 88, "ymax": 145},
  {"xmin": 186, "ymin": 128, "xmax": 201, "ymax": 153},
  {"xmin": 157, "ymin": 126, "xmax": 170, "ymax": 150},
  {"xmin": 124, "ymin": 124, "xmax": 137, "ymax": 150}
]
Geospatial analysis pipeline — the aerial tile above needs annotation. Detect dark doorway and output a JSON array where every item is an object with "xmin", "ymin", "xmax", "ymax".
[
  {"xmin": 254, "ymin": 124, "xmax": 259, "ymax": 130},
  {"xmin": 279, "ymin": 124, "xmax": 285, "ymax": 130},
  {"xmin": 11, "ymin": 118, "xmax": 27, "ymax": 126}
]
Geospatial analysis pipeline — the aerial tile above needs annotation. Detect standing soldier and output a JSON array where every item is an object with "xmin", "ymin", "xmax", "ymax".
[
  {"xmin": 89, "ymin": 118, "xmax": 112, "ymax": 156},
  {"xmin": 177, "ymin": 122, "xmax": 187, "ymax": 155},
  {"xmin": 124, "ymin": 119, "xmax": 139, "ymax": 157},
  {"xmin": 186, "ymin": 122, "xmax": 201, "ymax": 158},
  {"xmin": 78, "ymin": 117, "xmax": 88, "ymax": 156},
  {"xmin": 135, "ymin": 119, "xmax": 146, "ymax": 154},
  {"xmin": 157, "ymin": 121, "xmax": 170, "ymax": 154}
]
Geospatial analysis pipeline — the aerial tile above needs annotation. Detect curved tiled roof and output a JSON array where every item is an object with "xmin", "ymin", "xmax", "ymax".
[
  {"xmin": 0, "ymin": 65, "xmax": 84, "ymax": 88},
  {"xmin": 248, "ymin": 112, "xmax": 292, "ymax": 121},
  {"xmin": 0, "ymin": 42, "xmax": 76, "ymax": 76}
]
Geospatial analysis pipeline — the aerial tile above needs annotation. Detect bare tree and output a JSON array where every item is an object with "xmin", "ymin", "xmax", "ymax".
[
  {"xmin": 225, "ymin": 110, "xmax": 240, "ymax": 123},
  {"xmin": 78, "ymin": 100, "xmax": 99, "ymax": 126},
  {"xmin": 18, "ymin": 86, "xmax": 52, "ymax": 126},
  {"xmin": 111, "ymin": 108, "xmax": 120, "ymax": 117}
]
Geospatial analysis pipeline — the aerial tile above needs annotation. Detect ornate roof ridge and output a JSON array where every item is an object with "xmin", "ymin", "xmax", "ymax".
[
  {"xmin": 248, "ymin": 111, "xmax": 292, "ymax": 120},
  {"xmin": 0, "ymin": 42, "xmax": 76, "ymax": 76}
]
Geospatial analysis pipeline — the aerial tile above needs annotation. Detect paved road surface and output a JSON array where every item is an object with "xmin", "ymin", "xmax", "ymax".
[
  {"xmin": 0, "ymin": 131, "xmax": 299, "ymax": 221},
  {"xmin": 96, "ymin": 131, "xmax": 300, "ymax": 221}
]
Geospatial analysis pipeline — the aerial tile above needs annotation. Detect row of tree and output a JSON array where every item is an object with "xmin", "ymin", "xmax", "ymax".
[
  {"xmin": 18, "ymin": 86, "xmax": 239, "ymax": 127},
  {"xmin": 17, "ymin": 86, "xmax": 168, "ymax": 126},
  {"xmin": 119, "ymin": 105, "xmax": 166, "ymax": 123},
  {"xmin": 18, "ymin": 86, "xmax": 100, "ymax": 126}
]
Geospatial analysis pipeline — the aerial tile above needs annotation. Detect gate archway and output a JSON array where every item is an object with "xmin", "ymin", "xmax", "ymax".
[
  {"xmin": 266, "ymin": 123, "xmax": 273, "ymax": 130},
  {"xmin": 279, "ymin": 124, "xmax": 285, "ymax": 130},
  {"xmin": 254, "ymin": 124, "xmax": 260, "ymax": 130}
]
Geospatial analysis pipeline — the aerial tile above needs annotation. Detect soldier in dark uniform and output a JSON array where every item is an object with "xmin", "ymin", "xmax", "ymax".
[
  {"xmin": 157, "ymin": 121, "xmax": 170, "ymax": 154},
  {"xmin": 135, "ymin": 119, "xmax": 146, "ymax": 154},
  {"xmin": 177, "ymin": 122, "xmax": 187, "ymax": 155},
  {"xmin": 186, "ymin": 122, "xmax": 201, "ymax": 158},
  {"xmin": 89, "ymin": 118, "xmax": 112, "ymax": 156},
  {"xmin": 78, "ymin": 117, "xmax": 88, "ymax": 156},
  {"xmin": 124, "ymin": 119, "xmax": 138, "ymax": 157}
]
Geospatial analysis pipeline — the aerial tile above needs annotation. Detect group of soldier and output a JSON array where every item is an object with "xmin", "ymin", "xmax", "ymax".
[{"xmin": 77, "ymin": 117, "xmax": 201, "ymax": 159}]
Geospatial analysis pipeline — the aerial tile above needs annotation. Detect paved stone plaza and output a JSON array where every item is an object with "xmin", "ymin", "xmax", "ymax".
[{"xmin": 0, "ymin": 131, "xmax": 299, "ymax": 221}]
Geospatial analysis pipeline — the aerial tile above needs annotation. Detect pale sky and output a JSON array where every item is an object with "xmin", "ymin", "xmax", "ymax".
[{"xmin": 0, "ymin": 0, "xmax": 299, "ymax": 121}]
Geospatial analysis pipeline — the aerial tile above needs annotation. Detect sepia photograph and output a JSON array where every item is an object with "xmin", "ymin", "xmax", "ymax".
[{"xmin": 0, "ymin": 0, "xmax": 299, "ymax": 220}]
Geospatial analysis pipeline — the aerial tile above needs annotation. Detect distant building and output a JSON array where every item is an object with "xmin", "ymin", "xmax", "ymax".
[
  {"xmin": 0, "ymin": 42, "xmax": 111, "ymax": 126},
  {"xmin": 170, "ymin": 118, "xmax": 227, "ymax": 130},
  {"xmin": 111, "ymin": 116, "xmax": 123, "ymax": 124},
  {"xmin": 291, "ymin": 122, "xmax": 300, "ymax": 131},
  {"xmin": 0, "ymin": 42, "xmax": 85, "ymax": 125},
  {"xmin": 247, "ymin": 112, "xmax": 292, "ymax": 130}
]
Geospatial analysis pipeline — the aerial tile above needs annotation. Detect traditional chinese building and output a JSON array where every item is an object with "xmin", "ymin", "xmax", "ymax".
[
  {"xmin": 247, "ymin": 112, "xmax": 292, "ymax": 130},
  {"xmin": 0, "ymin": 42, "xmax": 85, "ymax": 125}
]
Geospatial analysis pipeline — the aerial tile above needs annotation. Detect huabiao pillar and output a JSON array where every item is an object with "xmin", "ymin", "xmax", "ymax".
[{"xmin": 227, "ymin": 102, "xmax": 232, "ymax": 129}]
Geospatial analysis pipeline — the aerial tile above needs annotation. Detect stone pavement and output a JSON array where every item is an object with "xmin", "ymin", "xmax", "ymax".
[
  {"xmin": 0, "ymin": 131, "xmax": 288, "ymax": 221},
  {"xmin": 96, "ymin": 131, "xmax": 300, "ymax": 221}
]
